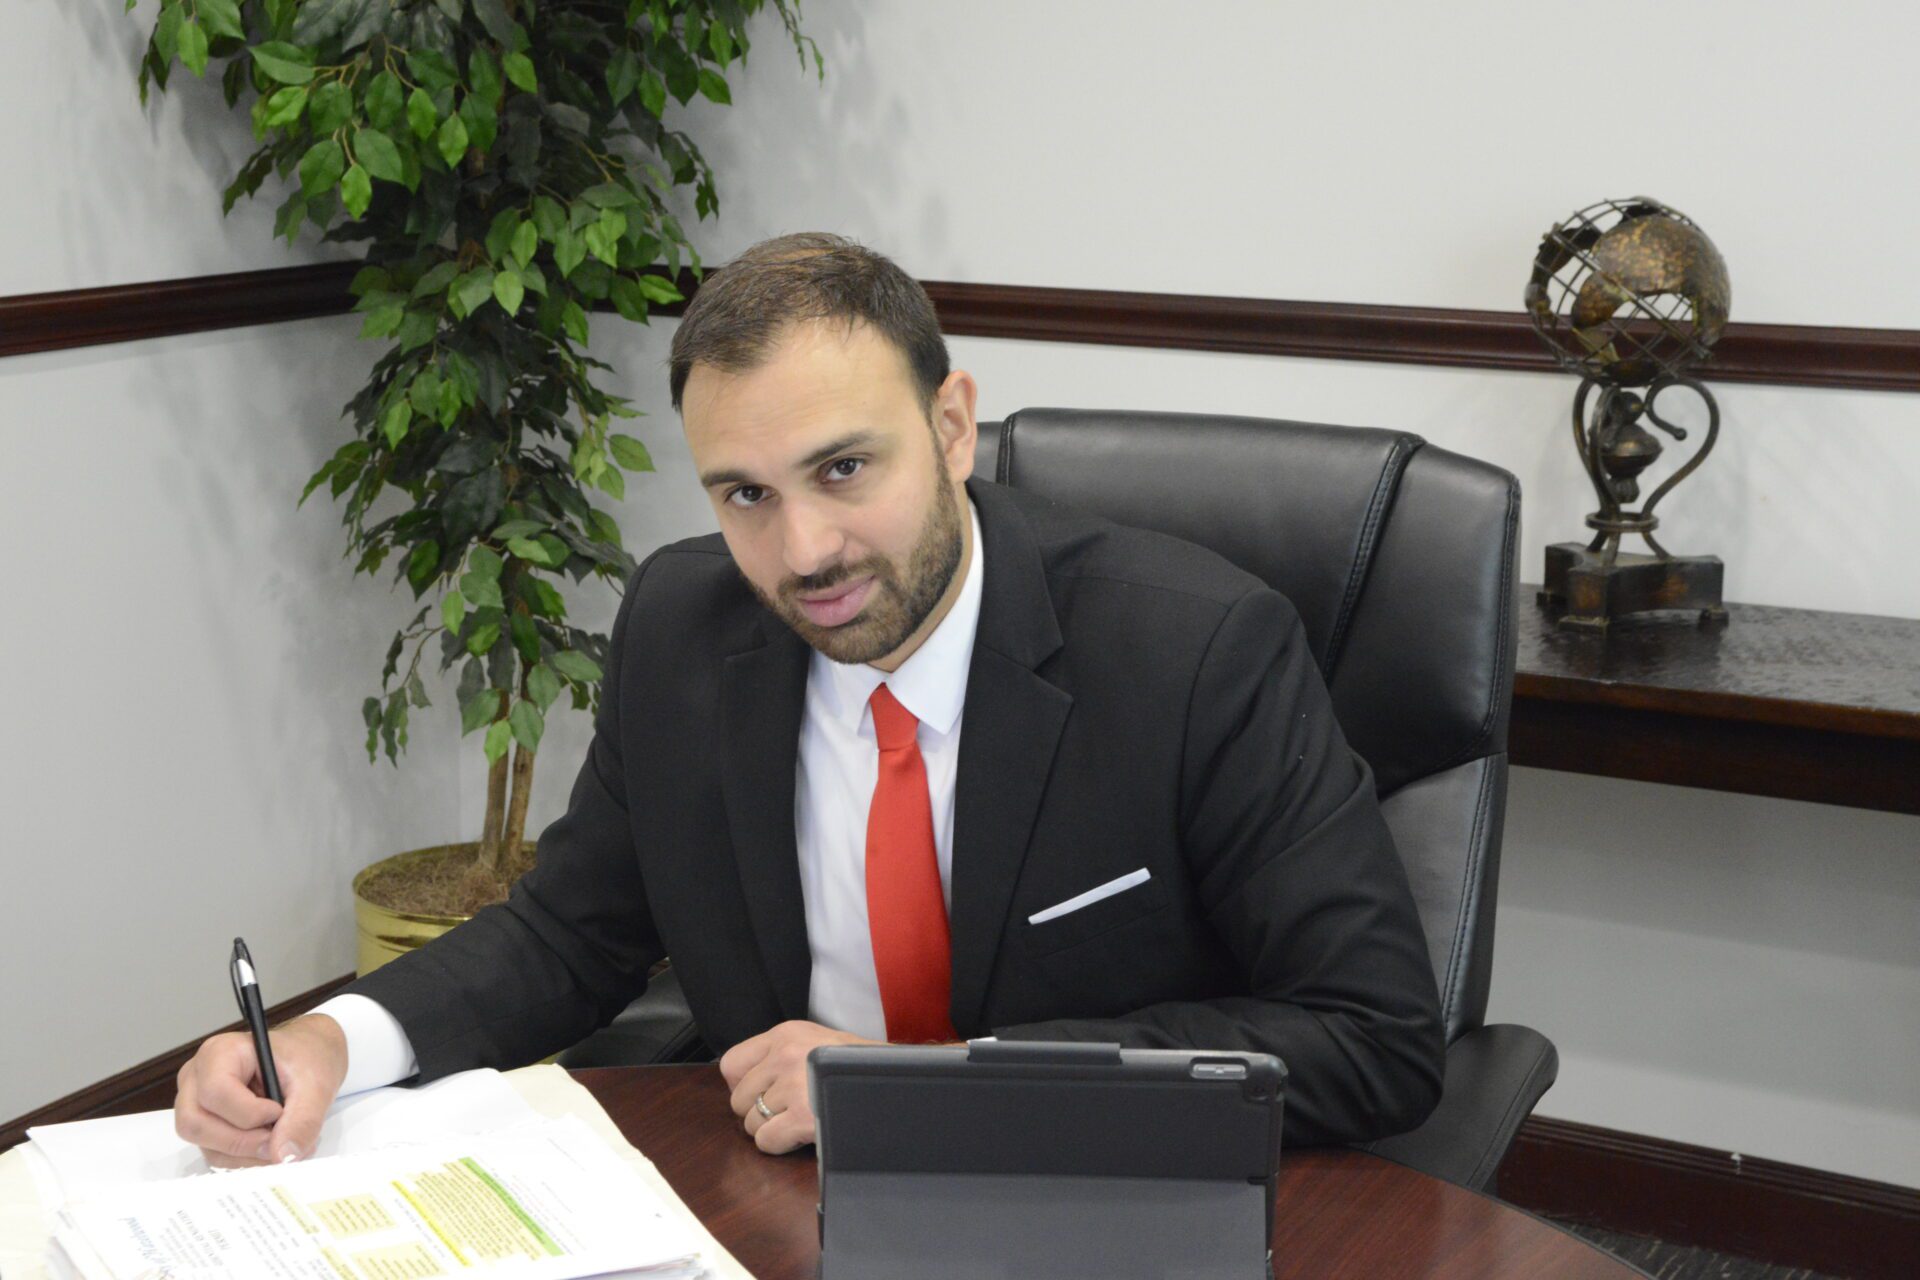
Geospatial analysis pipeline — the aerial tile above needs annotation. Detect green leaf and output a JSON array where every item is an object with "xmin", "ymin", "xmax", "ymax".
[
  {"xmin": 396, "ymin": 310, "xmax": 437, "ymax": 353},
  {"xmin": 436, "ymin": 112, "xmax": 470, "ymax": 167},
  {"xmin": 452, "ymin": 268, "xmax": 496, "ymax": 317},
  {"xmin": 262, "ymin": 86, "xmax": 308, "ymax": 127},
  {"xmin": 460, "ymin": 687, "xmax": 499, "ymax": 734},
  {"xmin": 339, "ymin": 164, "xmax": 372, "ymax": 218},
  {"xmin": 609, "ymin": 434, "xmax": 653, "ymax": 471},
  {"xmin": 466, "ymin": 620, "xmax": 501, "ymax": 657},
  {"xmin": 177, "ymin": 18, "xmax": 209, "ymax": 76},
  {"xmin": 506, "ymin": 536, "xmax": 552, "ymax": 565},
  {"xmin": 441, "ymin": 589, "xmax": 466, "ymax": 634},
  {"xmin": 696, "ymin": 67, "xmax": 731, "ymax": 105},
  {"xmin": 458, "ymin": 93, "xmax": 498, "ymax": 155},
  {"xmin": 353, "ymin": 128, "xmax": 404, "ymax": 182},
  {"xmin": 492, "ymin": 270, "xmax": 525, "ymax": 314},
  {"xmin": 561, "ymin": 300, "xmax": 590, "ymax": 345},
  {"xmin": 635, "ymin": 274, "xmax": 684, "ymax": 304},
  {"xmin": 358, "ymin": 300, "xmax": 403, "ymax": 338},
  {"xmin": 609, "ymin": 275, "xmax": 648, "ymax": 322},
  {"xmin": 297, "ymin": 139, "xmax": 345, "ymax": 197},
  {"xmin": 483, "ymin": 717, "xmax": 512, "ymax": 763},
  {"xmin": 607, "ymin": 49, "xmax": 642, "ymax": 105},
  {"xmin": 366, "ymin": 71, "xmax": 404, "ymax": 128},
  {"xmin": 527, "ymin": 662, "xmax": 562, "ymax": 711},
  {"xmin": 595, "ymin": 465, "xmax": 626, "ymax": 501},
  {"xmin": 584, "ymin": 209, "xmax": 626, "ymax": 266},
  {"xmin": 198, "ymin": 0, "xmax": 244, "ymax": 38},
  {"xmin": 638, "ymin": 69, "xmax": 666, "ymax": 118},
  {"xmin": 553, "ymin": 228, "xmax": 585, "ymax": 278},
  {"xmin": 307, "ymin": 80, "xmax": 351, "ymax": 133},
  {"xmin": 508, "ymin": 698, "xmax": 545, "ymax": 753},
  {"xmin": 509, "ymin": 611, "xmax": 540, "ymax": 664},
  {"xmin": 380, "ymin": 399, "xmax": 413, "ymax": 448},
  {"xmin": 410, "ymin": 260, "xmax": 461, "ymax": 298},
  {"xmin": 468, "ymin": 545, "xmax": 504, "ymax": 581},
  {"xmin": 521, "ymin": 576, "xmax": 567, "ymax": 619},
  {"xmin": 406, "ymin": 538, "xmax": 440, "ymax": 588},
  {"xmin": 471, "ymin": 0, "xmax": 516, "ymax": 42},
  {"xmin": 532, "ymin": 196, "xmax": 566, "ymax": 241},
  {"xmin": 407, "ymin": 369, "xmax": 443, "ymax": 415},
  {"xmin": 484, "ymin": 209, "xmax": 520, "ymax": 262},
  {"xmin": 468, "ymin": 46, "xmax": 502, "ymax": 107},
  {"xmin": 503, "ymin": 51, "xmax": 537, "ymax": 93},
  {"xmin": 250, "ymin": 41, "xmax": 315, "ymax": 85},
  {"xmin": 510, "ymin": 220, "xmax": 538, "ymax": 269},
  {"xmin": 550, "ymin": 650, "xmax": 603, "ymax": 683},
  {"xmin": 406, "ymin": 86, "xmax": 438, "ymax": 139},
  {"xmin": 461, "ymin": 577, "xmax": 504, "ymax": 612}
]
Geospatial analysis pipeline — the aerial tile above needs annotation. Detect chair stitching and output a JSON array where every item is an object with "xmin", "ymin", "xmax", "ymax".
[
  {"xmin": 1440, "ymin": 756, "xmax": 1495, "ymax": 1034},
  {"xmin": 1325, "ymin": 434, "xmax": 1419, "ymax": 677},
  {"xmin": 1424, "ymin": 474, "xmax": 1520, "ymax": 779}
]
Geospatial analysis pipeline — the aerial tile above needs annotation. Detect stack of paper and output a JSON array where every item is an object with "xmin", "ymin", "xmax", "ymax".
[{"xmin": 24, "ymin": 1071, "xmax": 714, "ymax": 1280}]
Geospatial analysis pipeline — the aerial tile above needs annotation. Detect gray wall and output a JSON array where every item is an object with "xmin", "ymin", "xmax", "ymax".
[{"xmin": 5, "ymin": 2, "xmax": 1915, "ymax": 1186}]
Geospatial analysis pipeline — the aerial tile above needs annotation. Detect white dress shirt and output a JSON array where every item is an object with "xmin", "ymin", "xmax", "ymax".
[{"xmin": 316, "ymin": 498, "xmax": 984, "ymax": 1092}]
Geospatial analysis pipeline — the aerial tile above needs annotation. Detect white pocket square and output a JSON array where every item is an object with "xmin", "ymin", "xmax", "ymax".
[{"xmin": 1028, "ymin": 868, "xmax": 1152, "ymax": 925}]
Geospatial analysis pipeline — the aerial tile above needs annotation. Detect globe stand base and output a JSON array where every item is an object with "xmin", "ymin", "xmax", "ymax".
[{"xmin": 1538, "ymin": 543, "xmax": 1728, "ymax": 633}]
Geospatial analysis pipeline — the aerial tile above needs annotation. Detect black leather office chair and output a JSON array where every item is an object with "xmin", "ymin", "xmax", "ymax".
[{"xmin": 563, "ymin": 407, "xmax": 1556, "ymax": 1191}]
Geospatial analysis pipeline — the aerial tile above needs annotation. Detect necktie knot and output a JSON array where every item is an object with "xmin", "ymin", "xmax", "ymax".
[{"xmin": 869, "ymin": 683, "xmax": 919, "ymax": 752}]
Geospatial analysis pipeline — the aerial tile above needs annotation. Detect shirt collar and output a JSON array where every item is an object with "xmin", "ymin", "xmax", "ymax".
[{"xmin": 810, "ymin": 497, "xmax": 984, "ymax": 738}]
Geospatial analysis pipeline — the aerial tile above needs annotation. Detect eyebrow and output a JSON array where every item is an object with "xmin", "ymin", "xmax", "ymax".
[{"xmin": 699, "ymin": 430, "xmax": 883, "ymax": 490}]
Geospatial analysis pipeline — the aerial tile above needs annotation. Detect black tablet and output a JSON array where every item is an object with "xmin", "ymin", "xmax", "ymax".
[{"xmin": 808, "ymin": 1039, "xmax": 1285, "ymax": 1279}]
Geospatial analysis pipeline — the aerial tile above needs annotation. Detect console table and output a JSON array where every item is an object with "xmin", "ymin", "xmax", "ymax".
[{"xmin": 1511, "ymin": 587, "xmax": 1920, "ymax": 815}]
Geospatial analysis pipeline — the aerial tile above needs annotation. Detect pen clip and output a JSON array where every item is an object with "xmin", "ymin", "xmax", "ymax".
[{"xmin": 230, "ymin": 936, "xmax": 253, "ymax": 1007}]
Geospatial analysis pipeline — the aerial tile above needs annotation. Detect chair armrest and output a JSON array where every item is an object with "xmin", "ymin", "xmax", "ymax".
[
  {"xmin": 555, "ymin": 965, "xmax": 712, "ymax": 1067},
  {"xmin": 1361, "ymin": 1023, "xmax": 1558, "ymax": 1191}
]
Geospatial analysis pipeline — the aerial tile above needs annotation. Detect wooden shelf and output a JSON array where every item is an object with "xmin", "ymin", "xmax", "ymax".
[{"xmin": 1511, "ymin": 586, "xmax": 1920, "ymax": 815}]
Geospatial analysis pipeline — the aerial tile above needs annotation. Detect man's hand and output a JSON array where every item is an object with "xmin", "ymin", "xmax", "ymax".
[
  {"xmin": 718, "ymin": 1020, "xmax": 878, "ymax": 1154},
  {"xmin": 174, "ymin": 1013, "xmax": 349, "ymax": 1167}
]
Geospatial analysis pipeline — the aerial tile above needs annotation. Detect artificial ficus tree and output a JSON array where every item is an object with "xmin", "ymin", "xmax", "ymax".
[{"xmin": 135, "ymin": 0, "xmax": 821, "ymax": 886}]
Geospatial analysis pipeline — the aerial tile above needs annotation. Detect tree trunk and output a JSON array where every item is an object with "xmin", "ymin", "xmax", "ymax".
[
  {"xmin": 502, "ymin": 740, "xmax": 537, "ymax": 881},
  {"xmin": 476, "ymin": 719, "xmax": 510, "ymax": 875}
]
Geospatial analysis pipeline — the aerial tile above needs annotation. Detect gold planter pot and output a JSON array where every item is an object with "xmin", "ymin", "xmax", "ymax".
[{"xmin": 351, "ymin": 842, "xmax": 525, "ymax": 976}]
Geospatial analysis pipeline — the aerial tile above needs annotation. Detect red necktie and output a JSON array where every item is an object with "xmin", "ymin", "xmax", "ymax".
[{"xmin": 865, "ymin": 683, "xmax": 957, "ymax": 1043}]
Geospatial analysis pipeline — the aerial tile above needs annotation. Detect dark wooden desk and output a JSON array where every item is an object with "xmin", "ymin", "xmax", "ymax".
[
  {"xmin": 1512, "ymin": 586, "xmax": 1920, "ymax": 815},
  {"xmin": 575, "ymin": 1065, "xmax": 1643, "ymax": 1279}
]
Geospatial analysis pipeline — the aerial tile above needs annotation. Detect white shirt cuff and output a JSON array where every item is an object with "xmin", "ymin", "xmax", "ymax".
[{"xmin": 311, "ymin": 993, "xmax": 420, "ymax": 1095}]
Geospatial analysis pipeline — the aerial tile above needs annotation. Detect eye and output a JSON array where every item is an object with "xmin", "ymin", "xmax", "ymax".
[
  {"xmin": 823, "ymin": 457, "xmax": 865, "ymax": 482},
  {"xmin": 725, "ymin": 484, "xmax": 768, "ymax": 509}
]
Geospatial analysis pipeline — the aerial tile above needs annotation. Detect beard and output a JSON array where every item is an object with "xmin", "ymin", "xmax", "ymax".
[{"xmin": 750, "ymin": 471, "xmax": 965, "ymax": 665}]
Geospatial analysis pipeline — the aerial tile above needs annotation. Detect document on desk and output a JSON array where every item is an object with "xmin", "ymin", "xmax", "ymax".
[{"xmin": 45, "ymin": 1114, "xmax": 706, "ymax": 1280}]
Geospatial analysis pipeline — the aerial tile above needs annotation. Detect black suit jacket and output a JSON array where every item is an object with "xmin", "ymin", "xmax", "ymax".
[{"xmin": 347, "ymin": 478, "xmax": 1445, "ymax": 1144}]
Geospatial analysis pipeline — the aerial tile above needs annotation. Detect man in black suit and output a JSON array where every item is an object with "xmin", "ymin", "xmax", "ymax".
[{"xmin": 175, "ymin": 233, "xmax": 1443, "ymax": 1164}]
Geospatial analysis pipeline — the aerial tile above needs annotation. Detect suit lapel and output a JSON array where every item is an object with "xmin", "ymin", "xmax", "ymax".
[
  {"xmin": 720, "ymin": 621, "xmax": 814, "ymax": 1022},
  {"xmin": 948, "ymin": 481, "xmax": 1072, "ymax": 1034}
]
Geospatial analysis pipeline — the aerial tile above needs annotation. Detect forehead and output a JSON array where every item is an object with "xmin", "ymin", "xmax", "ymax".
[{"xmin": 680, "ymin": 319, "xmax": 920, "ymax": 461}]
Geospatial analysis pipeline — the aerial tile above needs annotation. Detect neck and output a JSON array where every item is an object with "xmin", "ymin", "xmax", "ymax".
[{"xmin": 869, "ymin": 487, "xmax": 973, "ymax": 674}]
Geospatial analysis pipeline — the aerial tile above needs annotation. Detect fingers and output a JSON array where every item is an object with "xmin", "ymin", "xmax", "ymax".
[
  {"xmin": 267, "ymin": 1064, "xmax": 327, "ymax": 1163},
  {"xmin": 750, "ymin": 1079, "xmax": 815, "ymax": 1154},
  {"xmin": 174, "ymin": 1033, "xmax": 283, "ymax": 1165},
  {"xmin": 718, "ymin": 1028, "xmax": 773, "ymax": 1088}
]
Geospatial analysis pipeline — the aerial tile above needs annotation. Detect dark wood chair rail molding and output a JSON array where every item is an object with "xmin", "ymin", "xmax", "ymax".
[
  {"xmin": 1499, "ymin": 1115, "xmax": 1920, "ymax": 1280},
  {"xmin": 8, "ymin": 976, "xmax": 1917, "ymax": 1279},
  {"xmin": 1512, "ymin": 587, "xmax": 1920, "ymax": 816},
  {"xmin": 3, "ymin": 262, "xmax": 1916, "ymax": 393}
]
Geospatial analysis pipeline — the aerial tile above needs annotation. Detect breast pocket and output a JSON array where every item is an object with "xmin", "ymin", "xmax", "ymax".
[{"xmin": 1022, "ymin": 868, "xmax": 1172, "ymax": 957}]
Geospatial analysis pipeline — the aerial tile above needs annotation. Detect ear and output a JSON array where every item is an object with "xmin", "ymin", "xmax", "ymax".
[{"xmin": 931, "ymin": 369, "xmax": 979, "ymax": 483}]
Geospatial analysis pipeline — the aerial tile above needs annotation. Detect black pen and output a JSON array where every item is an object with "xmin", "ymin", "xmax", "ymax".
[{"xmin": 229, "ymin": 937, "xmax": 284, "ymax": 1105}]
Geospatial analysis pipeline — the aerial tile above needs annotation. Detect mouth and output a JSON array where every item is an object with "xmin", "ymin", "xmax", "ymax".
[{"xmin": 794, "ymin": 576, "xmax": 875, "ymax": 628}]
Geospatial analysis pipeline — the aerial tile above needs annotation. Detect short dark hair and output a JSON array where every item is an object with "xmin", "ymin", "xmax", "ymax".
[{"xmin": 667, "ymin": 232, "xmax": 950, "ymax": 415}]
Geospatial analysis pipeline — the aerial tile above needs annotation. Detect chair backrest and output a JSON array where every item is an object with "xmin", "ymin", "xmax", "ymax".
[{"xmin": 975, "ymin": 408, "xmax": 1520, "ymax": 1042}]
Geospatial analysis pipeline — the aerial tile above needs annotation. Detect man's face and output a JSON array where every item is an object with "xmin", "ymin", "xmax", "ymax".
[{"xmin": 682, "ymin": 319, "xmax": 978, "ymax": 667}]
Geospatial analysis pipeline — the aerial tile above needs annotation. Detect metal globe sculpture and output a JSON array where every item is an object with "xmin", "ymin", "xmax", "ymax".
[{"xmin": 1525, "ymin": 197, "xmax": 1732, "ymax": 631}]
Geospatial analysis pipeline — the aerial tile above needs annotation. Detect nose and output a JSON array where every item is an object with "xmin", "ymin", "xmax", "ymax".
[{"xmin": 780, "ymin": 496, "xmax": 848, "ymax": 580}]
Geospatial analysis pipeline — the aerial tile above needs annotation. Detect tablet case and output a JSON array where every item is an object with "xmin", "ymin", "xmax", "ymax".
[{"xmin": 809, "ymin": 1040, "xmax": 1285, "ymax": 1279}]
